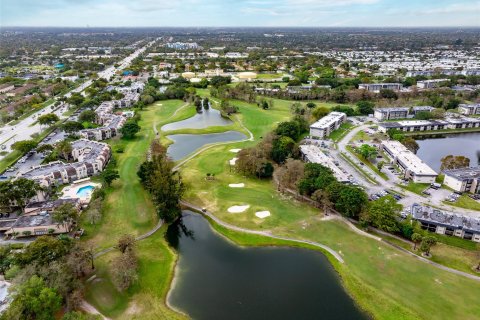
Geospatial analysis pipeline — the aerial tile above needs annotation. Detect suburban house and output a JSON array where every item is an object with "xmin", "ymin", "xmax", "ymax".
[
  {"xmin": 381, "ymin": 140, "xmax": 437, "ymax": 183},
  {"xmin": 443, "ymin": 167, "xmax": 480, "ymax": 194},
  {"xmin": 411, "ymin": 204, "xmax": 480, "ymax": 242},
  {"xmin": 309, "ymin": 112, "xmax": 346, "ymax": 139}
]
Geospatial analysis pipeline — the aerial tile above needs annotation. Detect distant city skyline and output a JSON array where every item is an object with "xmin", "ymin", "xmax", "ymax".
[{"xmin": 1, "ymin": 0, "xmax": 479, "ymax": 27}]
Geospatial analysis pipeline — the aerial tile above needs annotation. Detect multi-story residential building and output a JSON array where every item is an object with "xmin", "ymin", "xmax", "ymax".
[
  {"xmin": 359, "ymin": 83, "xmax": 402, "ymax": 93},
  {"xmin": 381, "ymin": 140, "xmax": 437, "ymax": 183},
  {"xmin": 458, "ymin": 104, "xmax": 480, "ymax": 115},
  {"xmin": 374, "ymin": 107, "xmax": 410, "ymax": 120},
  {"xmin": 378, "ymin": 117, "xmax": 480, "ymax": 133},
  {"xmin": 411, "ymin": 106, "xmax": 435, "ymax": 115},
  {"xmin": 411, "ymin": 204, "xmax": 480, "ymax": 242},
  {"xmin": 309, "ymin": 112, "xmax": 346, "ymax": 139},
  {"xmin": 21, "ymin": 139, "xmax": 111, "ymax": 187},
  {"xmin": 416, "ymin": 79, "xmax": 449, "ymax": 89},
  {"xmin": 443, "ymin": 167, "xmax": 480, "ymax": 194}
]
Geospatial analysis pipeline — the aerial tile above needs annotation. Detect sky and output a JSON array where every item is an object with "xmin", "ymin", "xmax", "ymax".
[{"xmin": 1, "ymin": 0, "xmax": 479, "ymax": 27}]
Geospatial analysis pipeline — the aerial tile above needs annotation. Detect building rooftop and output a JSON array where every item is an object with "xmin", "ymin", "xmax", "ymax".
[
  {"xmin": 11, "ymin": 213, "xmax": 55, "ymax": 228},
  {"xmin": 310, "ymin": 112, "xmax": 346, "ymax": 129},
  {"xmin": 374, "ymin": 107, "xmax": 409, "ymax": 113},
  {"xmin": 300, "ymin": 145, "xmax": 350, "ymax": 182},
  {"xmin": 444, "ymin": 167, "xmax": 480, "ymax": 180},
  {"xmin": 382, "ymin": 140, "xmax": 437, "ymax": 176},
  {"xmin": 411, "ymin": 204, "xmax": 480, "ymax": 233}
]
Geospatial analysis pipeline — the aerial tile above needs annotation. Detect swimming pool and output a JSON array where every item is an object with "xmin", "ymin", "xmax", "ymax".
[{"xmin": 76, "ymin": 185, "xmax": 95, "ymax": 198}]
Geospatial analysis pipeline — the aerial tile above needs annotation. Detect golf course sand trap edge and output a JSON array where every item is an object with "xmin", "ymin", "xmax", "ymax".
[
  {"xmin": 227, "ymin": 205, "xmax": 250, "ymax": 213},
  {"xmin": 229, "ymin": 183, "xmax": 245, "ymax": 188},
  {"xmin": 255, "ymin": 211, "xmax": 271, "ymax": 219},
  {"xmin": 229, "ymin": 157, "xmax": 238, "ymax": 165},
  {"xmin": 229, "ymin": 148, "xmax": 241, "ymax": 153}
]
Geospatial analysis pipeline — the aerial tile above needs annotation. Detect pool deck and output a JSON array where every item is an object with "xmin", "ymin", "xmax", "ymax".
[{"xmin": 61, "ymin": 180, "xmax": 101, "ymax": 204}]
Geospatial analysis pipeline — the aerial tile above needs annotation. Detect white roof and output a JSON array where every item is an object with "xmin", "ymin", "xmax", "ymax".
[{"xmin": 310, "ymin": 112, "xmax": 345, "ymax": 129}]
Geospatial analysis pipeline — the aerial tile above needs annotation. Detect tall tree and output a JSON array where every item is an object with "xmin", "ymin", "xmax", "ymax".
[
  {"xmin": 440, "ymin": 155, "xmax": 470, "ymax": 171},
  {"xmin": 2, "ymin": 275, "xmax": 62, "ymax": 320},
  {"xmin": 11, "ymin": 140, "xmax": 38, "ymax": 153},
  {"xmin": 52, "ymin": 203, "xmax": 78, "ymax": 232},
  {"xmin": 100, "ymin": 168, "xmax": 120, "ymax": 187},
  {"xmin": 56, "ymin": 140, "xmax": 72, "ymax": 160},
  {"xmin": 10, "ymin": 178, "xmax": 42, "ymax": 213},
  {"xmin": 363, "ymin": 195, "xmax": 401, "ymax": 233},
  {"xmin": 120, "ymin": 121, "xmax": 141, "ymax": 139},
  {"xmin": 38, "ymin": 113, "xmax": 59, "ymax": 127},
  {"xmin": 137, "ymin": 140, "xmax": 185, "ymax": 222}
]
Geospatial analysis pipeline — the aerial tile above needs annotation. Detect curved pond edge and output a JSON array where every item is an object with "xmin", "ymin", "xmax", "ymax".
[{"xmin": 163, "ymin": 204, "xmax": 374, "ymax": 319}]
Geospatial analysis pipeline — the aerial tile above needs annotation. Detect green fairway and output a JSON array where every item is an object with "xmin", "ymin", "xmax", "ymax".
[
  {"xmin": 84, "ymin": 96, "xmax": 480, "ymax": 320},
  {"xmin": 175, "ymin": 97, "xmax": 480, "ymax": 320},
  {"xmin": 83, "ymin": 100, "xmax": 188, "ymax": 319}
]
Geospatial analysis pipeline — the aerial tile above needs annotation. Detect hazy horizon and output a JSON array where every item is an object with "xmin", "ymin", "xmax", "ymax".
[{"xmin": 1, "ymin": 0, "xmax": 479, "ymax": 28}]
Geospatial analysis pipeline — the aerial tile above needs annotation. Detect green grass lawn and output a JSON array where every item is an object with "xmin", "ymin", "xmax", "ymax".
[
  {"xmin": 175, "ymin": 97, "xmax": 480, "ymax": 320},
  {"xmin": 447, "ymin": 195, "xmax": 480, "ymax": 211},
  {"xmin": 345, "ymin": 145, "xmax": 388, "ymax": 181},
  {"xmin": 256, "ymin": 73, "xmax": 285, "ymax": 79},
  {"xmin": 84, "ymin": 96, "xmax": 480, "ymax": 320},
  {"xmin": 82, "ymin": 100, "xmax": 188, "ymax": 319},
  {"xmin": 401, "ymin": 182, "xmax": 430, "ymax": 196},
  {"xmin": 328, "ymin": 123, "xmax": 354, "ymax": 142}
]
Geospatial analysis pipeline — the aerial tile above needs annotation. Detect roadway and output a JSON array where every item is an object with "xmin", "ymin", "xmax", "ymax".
[
  {"xmin": 332, "ymin": 122, "xmax": 480, "ymax": 218},
  {"xmin": 0, "ymin": 38, "xmax": 158, "ymax": 163}
]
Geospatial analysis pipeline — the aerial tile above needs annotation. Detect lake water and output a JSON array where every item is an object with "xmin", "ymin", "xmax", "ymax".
[
  {"xmin": 166, "ymin": 131, "xmax": 246, "ymax": 161},
  {"xmin": 161, "ymin": 108, "xmax": 232, "ymax": 131},
  {"xmin": 415, "ymin": 132, "xmax": 480, "ymax": 171},
  {"xmin": 167, "ymin": 211, "xmax": 368, "ymax": 320}
]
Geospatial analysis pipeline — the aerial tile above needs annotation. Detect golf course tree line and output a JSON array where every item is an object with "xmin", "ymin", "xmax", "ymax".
[
  {"xmin": 236, "ymin": 116, "xmax": 308, "ymax": 178},
  {"xmin": 0, "ymin": 236, "xmax": 98, "ymax": 320},
  {"xmin": 137, "ymin": 140, "xmax": 185, "ymax": 223}
]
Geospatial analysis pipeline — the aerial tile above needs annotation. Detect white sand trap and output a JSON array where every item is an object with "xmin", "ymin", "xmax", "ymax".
[
  {"xmin": 228, "ymin": 205, "xmax": 250, "ymax": 213},
  {"xmin": 255, "ymin": 211, "xmax": 271, "ymax": 219},
  {"xmin": 229, "ymin": 157, "xmax": 238, "ymax": 165},
  {"xmin": 229, "ymin": 183, "xmax": 245, "ymax": 188},
  {"xmin": 229, "ymin": 148, "xmax": 241, "ymax": 153}
]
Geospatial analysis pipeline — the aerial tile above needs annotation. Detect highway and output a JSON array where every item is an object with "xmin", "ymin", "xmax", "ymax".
[{"xmin": 0, "ymin": 38, "xmax": 158, "ymax": 162}]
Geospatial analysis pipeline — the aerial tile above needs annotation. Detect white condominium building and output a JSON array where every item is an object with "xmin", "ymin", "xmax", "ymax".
[
  {"xmin": 381, "ymin": 140, "xmax": 437, "ymax": 183},
  {"xmin": 309, "ymin": 112, "xmax": 346, "ymax": 139}
]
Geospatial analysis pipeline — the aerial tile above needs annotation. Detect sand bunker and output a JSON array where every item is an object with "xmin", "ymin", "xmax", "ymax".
[
  {"xmin": 228, "ymin": 205, "xmax": 250, "ymax": 213},
  {"xmin": 255, "ymin": 211, "xmax": 271, "ymax": 219},
  {"xmin": 229, "ymin": 157, "xmax": 238, "ymax": 165},
  {"xmin": 229, "ymin": 183, "xmax": 245, "ymax": 188},
  {"xmin": 229, "ymin": 148, "xmax": 241, "ymax": 153}
]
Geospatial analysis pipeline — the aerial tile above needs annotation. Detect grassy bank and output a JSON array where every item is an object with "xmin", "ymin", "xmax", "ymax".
[{"xmin": 176, "ymin": 98, "xmax": 480, "ymax": 320}]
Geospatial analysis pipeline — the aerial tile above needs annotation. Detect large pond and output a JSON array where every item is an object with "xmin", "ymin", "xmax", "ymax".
[
  {"xmin": 167, "ymin": 211, "xmax": 368, "ymax": 320},
  {"xmin": 416, "ymin": 132, "xmax": 480, "ymax": 171},
  {"xmin": 166, "ymin": 131, "xmax": 246, "ymax": 161},
  {"xmin": 162, "ymin": 108, "xmax": 232, "ymax": 131}
]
